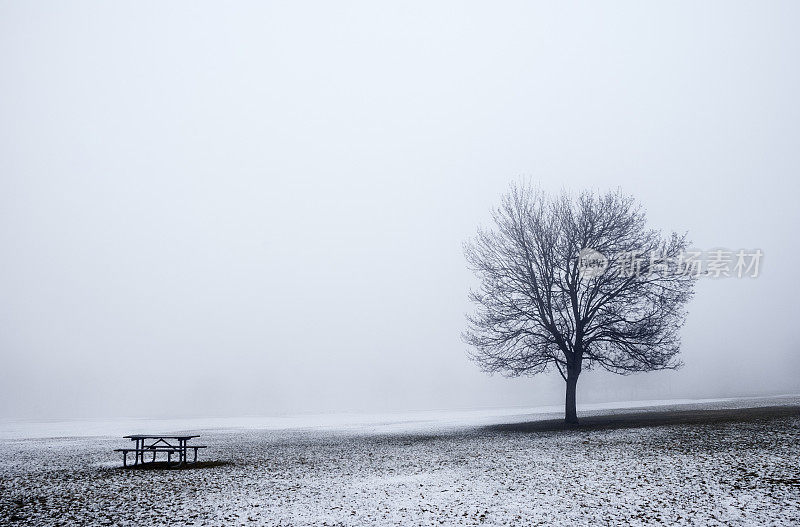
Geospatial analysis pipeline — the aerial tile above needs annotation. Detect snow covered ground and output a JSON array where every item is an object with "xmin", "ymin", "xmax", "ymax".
[{"xmin": 1, "ymin": 396, "xmax": 799, "ymax": 525}]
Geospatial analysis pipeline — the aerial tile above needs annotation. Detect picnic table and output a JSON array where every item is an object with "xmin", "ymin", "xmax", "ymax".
[{"xmin": 114, "ymin": 435, "xmax": 207, "ymax": 467}]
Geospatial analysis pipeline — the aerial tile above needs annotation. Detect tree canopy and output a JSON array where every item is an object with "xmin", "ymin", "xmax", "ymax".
[{"xmin": 464, "ymin": 185, "xmax": 696, "ymax": 423}]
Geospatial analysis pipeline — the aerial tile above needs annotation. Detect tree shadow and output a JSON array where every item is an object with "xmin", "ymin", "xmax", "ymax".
[{"xmin": 482, "ymin": 405, "xmax": 800, "ymax": 434}]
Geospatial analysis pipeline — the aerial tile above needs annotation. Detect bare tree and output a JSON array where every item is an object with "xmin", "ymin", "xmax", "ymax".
[{"xmin": 463, "ymin": 184, "xmax": 696, "ymax": 424}]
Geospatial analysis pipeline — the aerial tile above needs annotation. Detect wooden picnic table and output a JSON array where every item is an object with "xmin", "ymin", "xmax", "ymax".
[{"xmin": 115, "ymin": 434, "xmax": 206, "ymax": 467}]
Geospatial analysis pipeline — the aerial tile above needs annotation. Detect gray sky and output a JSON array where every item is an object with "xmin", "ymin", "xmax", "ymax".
[{"xmin": 2, "ymin": 1, "xmax": 799, "ymax": 418}]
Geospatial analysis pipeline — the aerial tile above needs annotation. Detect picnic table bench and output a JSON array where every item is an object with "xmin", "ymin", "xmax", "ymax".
[{"xmin": 114, "ymin": 435, "xmax": 207, "ymax": 467}]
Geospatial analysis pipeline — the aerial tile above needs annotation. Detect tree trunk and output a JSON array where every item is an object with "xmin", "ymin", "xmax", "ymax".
[{"xmin": 565, "ymin": 373, "xmax": 579, "ymax": 425}]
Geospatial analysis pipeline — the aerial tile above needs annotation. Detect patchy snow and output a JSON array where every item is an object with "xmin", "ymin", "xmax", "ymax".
[{"xmin": 1, "ymin": 396, "xmax": 799, "ymax": 525}]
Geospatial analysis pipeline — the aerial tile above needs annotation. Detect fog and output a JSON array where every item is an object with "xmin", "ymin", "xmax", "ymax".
[{"xmin": 2, "ymin": 1, "xmax": 799, "ymax": 419}]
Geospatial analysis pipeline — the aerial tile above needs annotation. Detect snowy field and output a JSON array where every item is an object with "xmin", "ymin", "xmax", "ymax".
[{"xmin": 1, "ymin": 396, "xmax": 799, "ymax": 525}]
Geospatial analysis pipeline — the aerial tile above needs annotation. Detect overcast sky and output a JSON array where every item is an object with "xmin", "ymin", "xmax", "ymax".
[{"xmin": 2, "ymin": 1, "xmax": 799, "ymax": 418}]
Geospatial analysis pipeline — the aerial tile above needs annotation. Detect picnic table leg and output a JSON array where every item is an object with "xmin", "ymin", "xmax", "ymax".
[
  {"xmin": 168, "ymin": 451, "xmax": 172, "ymax": 464},
  {"xmin": 193, "ymin": 447, "xmax": 198, "ymax": 463},
  {"xmin": 152, "ymin": 450, "xmax": 156, "ymax": 463},
  {"xmin": 122, "ymin": 451, "xmax": 128, "ymax": 467},
  {"xmin": 134, "ymin": 439, "xmax": 140, "ymax": 466}
]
